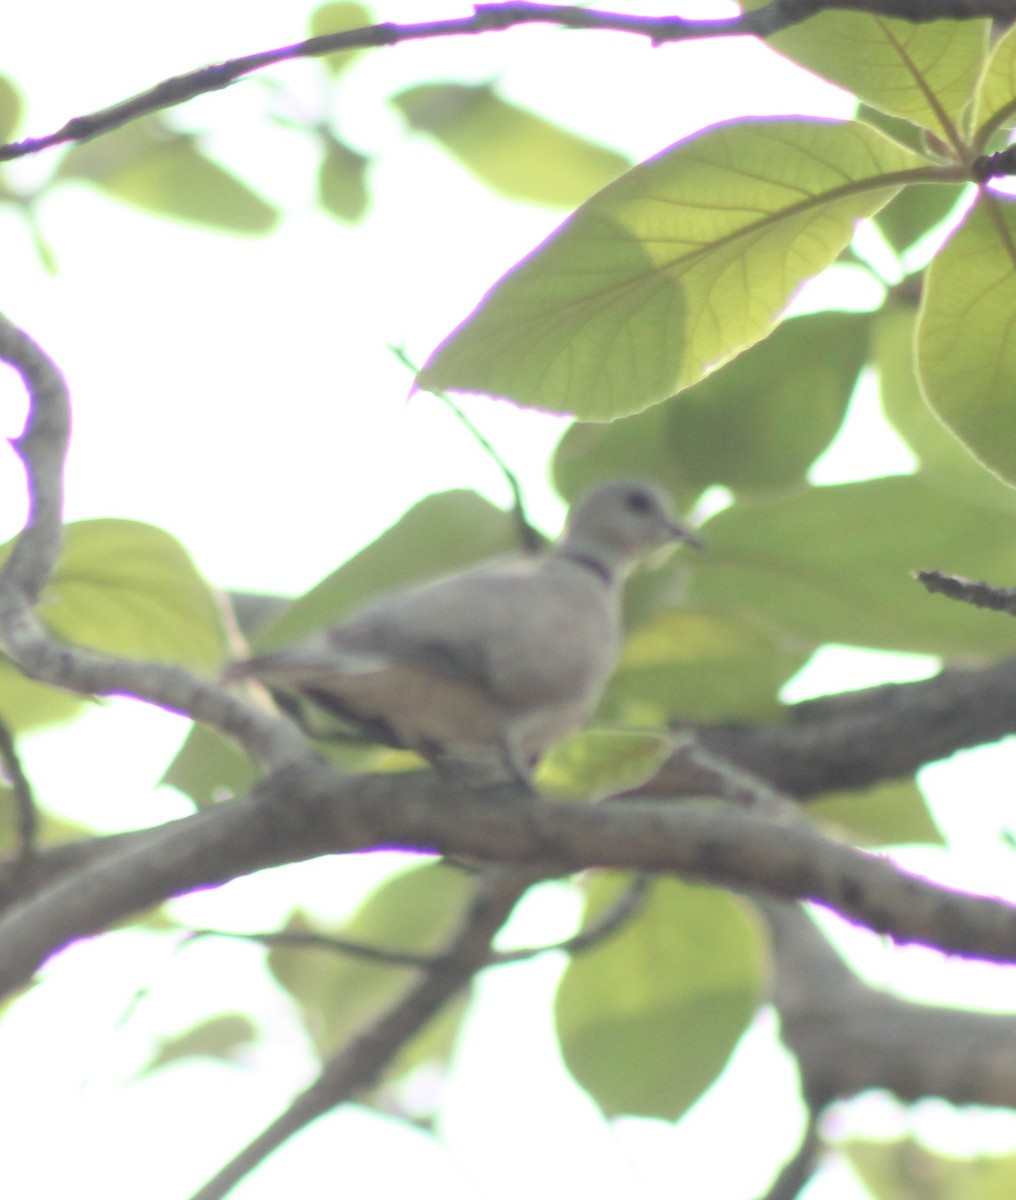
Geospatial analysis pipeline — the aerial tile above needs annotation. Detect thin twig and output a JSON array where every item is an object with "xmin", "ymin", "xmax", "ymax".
[
  {"xmin": 184, "ymin": 871, "xmax": 651, "ymax": 967},
  {"xmin": 0, "ymin": 718, "xmax": 37, "ymax": 866},
  {"xmin": 1, "ymin": 1, "xmax": 1009, "ymax": 164},
  {"xmin": 390, "ymin": 344, "xmax": 540, "ymax": 551},
  {"xmin": 915, "ymin": 568, "xmax": 1016, "ymax": 615},
  {"xmin": 190, "ymin": 866, "xmax": 536, "ymax": 1200}
]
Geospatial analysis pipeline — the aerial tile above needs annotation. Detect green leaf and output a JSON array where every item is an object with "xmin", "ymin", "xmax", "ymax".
[
  {"xmin": 393, "ymin": 83, "xmax": 629, "ymax": 208},
  {"xmin": 762, "ymin": 8, "xmax": 988, "ymax": 143},
  {"xmin": 845, "ymin": 1138, "xmax": 1016, "ymax": 1200},
  {"xmin": 878, "ymin": 303, "xmax": 1016, "ymax": 509},
  {"xmin": 554, "ymin": 311, "xmax": 870, "ymax": 503},
  {"xmin": 974, "ymin": 21, "xmax": 1016, "ymax": 139},
  {"xmin": 421, "ymin": 119, "xmax": 920, "ymax": 419},
  {"xmin": 252, "ymin": 490, "xmax": 520, "ymax": 652},
  {"xmin": 808, "ymin": 779, "xmax": 943, "ymax": 847},
  {"xmin": 318, "ymin": 133, "xmax": 370, "ymax": 222},
  {"xmin": 0, "ymin": 76, "xmax": 22, "ymax": 144},
  {"xmin": 58, "ymin": 118, "xmax": 278, "ymax": 234},
  {"xmin": 607, "ymin": 608, "xmax": 812, "ymax": 725},
  {"xmin": 917, "ymin": 195, "xmax": 1016, "ymax": 485},
  {"xmin": 0, "ymin": 520, "xmax": 226, "ymax": 731},
  {"xmin": 686, "ymin": 474, "xmax": 1016, "ymax": 658},
  {"xmin": 872, "ymin": 181, "xmax": 966, "ymax": 256},
  {"xmin": 268, "ymin": 863, "xmax": 473, "ymax": 1068},
  {"xmin": 555, "ymin": 874, "xmax": 765, "ymax": 1119},
  {"xmin": 537, "ymin": 730, "xmax": 673, "ymax": 799},
  {"xmin": 309, "ymin": 2, "xmax": 372, "ymax": 74},
  {"xmin": 144, "ymin": 1014, "xmax": 257, "ymax": 1074}
]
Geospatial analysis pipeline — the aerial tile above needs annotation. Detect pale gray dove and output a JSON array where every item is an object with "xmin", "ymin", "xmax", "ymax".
[{"xmin": 225, "ymin": 480, "xmax": 701, "ymax": 786}]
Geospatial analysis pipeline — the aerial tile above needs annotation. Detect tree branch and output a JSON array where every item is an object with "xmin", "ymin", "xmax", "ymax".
[
  {"xmin": 5, "ymin": 763, "xmax": 1016, "ymax": 1000},
  {"xmin": 189, "ymin": 866, "xmax": 533, "ymax": 1200},
  {"xmin": 0, "ymin": 0, "xmax": 1011, "ymax": 163}
]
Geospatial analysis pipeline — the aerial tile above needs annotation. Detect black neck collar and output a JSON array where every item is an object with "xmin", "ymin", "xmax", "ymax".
[{"xmin": 561, "ymin": 551, "xmax": 614, "ymax": 586}]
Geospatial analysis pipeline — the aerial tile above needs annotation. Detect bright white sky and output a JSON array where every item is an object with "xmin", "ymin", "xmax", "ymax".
[{"xmin": 3, "ymin": 4, "xmax": 1016, "ymax": 1200}]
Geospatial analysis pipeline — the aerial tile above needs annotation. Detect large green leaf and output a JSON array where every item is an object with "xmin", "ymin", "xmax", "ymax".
[
  {"xmin": 58, "ymin": 118, "xmax": 278, "ymax": 233},
  {"xmin": 393, "ymin": 83, "xmax": 629, "ymax": 208},
  {"xmin": 808, "ymin": 779, "xmax": 943, "ymax": 847},
  {"xmin": 763, "ymin": 8, "xmax": 987, "ymax": 144},
  {"xmin": 268, "ymin": 863, "xmax": 473, "ymax": 1074},
  {"xmin": 0, "ymin": 519, "xmax": 226, "ymax": 730},
  {"xmin": 917, "ymin": 195, "xmax": 1016, "ymax": 486},
  {"xmin": 605, "ymin": 608, "xmax": 813, "ymax": 725},
  {"xmin": 974, "ymin": 21, "xmax": 1016, "ymax": 139},
  {"xmin": 554, "ymin": 310, "xmax": 871, "ymax": 504},
  {"xmin": 421, "ymin": 119, "xmax": 920, "ymax": 419},
  {"xmin": 878, "ymin": 303, "xmax": 1016, "ymax": 510},
  {"xmin": 555, "ymin": 874, "xmax": 765, "ymax": 1120},
  {"xmin": 686, "ymin": 475, "xmax": 1016, "ymax": 658}
]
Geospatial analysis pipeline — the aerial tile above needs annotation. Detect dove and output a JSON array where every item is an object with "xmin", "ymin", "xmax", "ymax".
[{"xmin": 224, "ymin": 480, "xmax": 701, "ymax": 786}]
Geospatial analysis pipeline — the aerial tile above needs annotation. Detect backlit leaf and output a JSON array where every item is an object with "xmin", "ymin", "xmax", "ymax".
[
  {"xmin": 917, "ymin": 195, "xmax": 1016, "ymax": 485},
  {"xmin": 422, "ymin": 119, "xmax": 920, "ymax": 419},
  {"xmin": 393, "ymin": 83, "xmax": 629, "ymax": 208},
  {"xmin": 686, "ymin": 475, "xmax": 1016, "ymax": 658},
  {"xmin": 556, "ymin": 874, "xmax": 765, "ymax": 1119},
  {"xmin": 763, "ymin": 8, "xmax": 987, "ymax": 143},
  {"xmin": 59, "ymin": 118, "xmax": 278, "ymax": 233}
]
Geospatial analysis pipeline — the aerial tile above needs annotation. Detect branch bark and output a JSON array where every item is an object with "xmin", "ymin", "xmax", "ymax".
[{"xmin": 0, "ymin": 0, "xmax": 1011, "ymax": 163}]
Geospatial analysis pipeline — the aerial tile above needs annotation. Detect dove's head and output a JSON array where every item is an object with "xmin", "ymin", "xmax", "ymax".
[{"xmin": 561, "ymin": 479, "xmax": 703, "ymax": 575}]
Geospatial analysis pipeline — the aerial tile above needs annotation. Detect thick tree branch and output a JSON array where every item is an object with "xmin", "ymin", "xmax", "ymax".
[
  {"xmin": 5, "ymin": 763, "xmax": 1016, "ymax": 999},
  {"xmin": 190, "ymin": 866, "xmax": 533, "ymax": 1200},
  {"xmin": 0, "ymin": 0, "xmax": 1011, "ymax": 163},
  {"xmin": 764, "ymin": 899, "xmax": 1016, "ymax": 1109},
  {"xmin": 649, "ymin": 655, "xmax": 1016, "ymax": 799}
]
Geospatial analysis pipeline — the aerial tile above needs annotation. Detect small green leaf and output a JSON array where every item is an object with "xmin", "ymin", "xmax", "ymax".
[
  {"xmin": 393, "ymin": 83, "xmax": 629, "ymax": 208},
  {"xmin": 687, "ymin": 475, "xmax": 1016, "ymax": 658},
  {"xmin": 537, "ymin": 730, "xmax": 672, "ymax": 799},
  {"xmin": 917, "ymin": 195, "xmax": 1016, "ymax": 485},
  {"xmin": 761, "ymin": 6, "xmax": 988, "ymax": 143},
  {"xmin": 161, "ymin": 723, "xmax": 258, "ymax": 809},
  {"xmin": 556, "ymin": 874, "xmax": 765, "ymax": 1119},
  {"xmin": 144, "ymin": 1014, "xmax": 257, "ymax": 1074},
  {"xmin": 59, "ymin": 118, "xmax": 278, "ymax": 233},
  {"xmin": 318, "ymin": 133, "xmax": 370, "ymax": 221},
  {"xmin": 0, "ymin": 76, "xmax": 22, "ymax": 144},
  {"xmin": 845, "ymin": 1138, "xmax": 1016, "ymax": 1200},
  {"xmin": 421, "ymin": 119, "xmax": 920, "ymax": 419},
  {"xmin": 974, "ymin": 21, "xmax": 1016, "ymax": 138},
  {"xmin": 309, "ymin": 2, "xmax": 372, "ymax": 75},
  {"xmin": 808, "ymin": 779, "xmax": 943, "ymax": 847},
  {"xmin": 0, "ymin": 520, "xmax": 226, "ymax": 731},
  {"xmin": 554, "ymin": 311, "xmax": 870, "ymax": 502},
  {"xmin": 252, "ymin": 490, "xmax": 520, "ymax": 652},
  {"xmin": 269, "ymin": 863, "xmax": 473, "ymax": 1069}
]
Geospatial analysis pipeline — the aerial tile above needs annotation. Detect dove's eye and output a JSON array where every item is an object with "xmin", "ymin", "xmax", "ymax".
[{"xmin": 624, "ymin": 490, "xmax": 654, "ymax": 514}]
